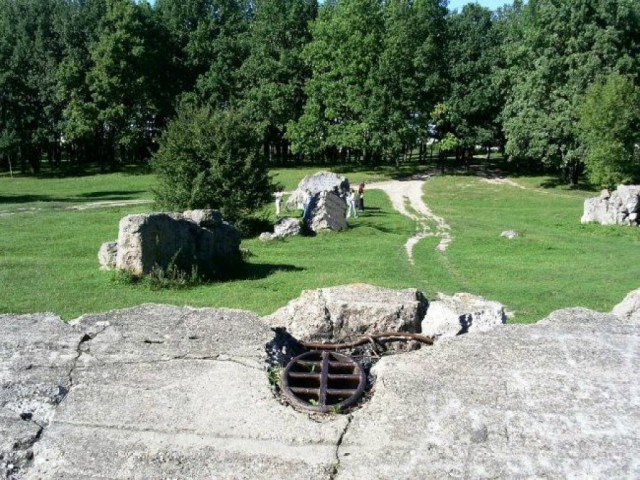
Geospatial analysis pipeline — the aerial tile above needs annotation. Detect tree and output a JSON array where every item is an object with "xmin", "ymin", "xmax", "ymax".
[
  {"xmin": 502, "ymin": 0, "xmax": 640, "ymax": 184},
  {"xmin": 442, "ymin": 4, "xmax": 503, "ymax": 163},
  {"xmin": 239, "ymin": 0, "xmax": 317, "ymax": 164},
  {"xmin": 578, "ymin": 73, "xmax": 640, "ymax": 188},
  {"xmin": 152, "ymin": 103, "xmax": 273, "ymax": 224},
  {"xmin": 0, "ymin": 0, "xmax": 66, "ymax": 174},
  {"xmin": 372, "ymin": 0, "xmax": 447, "ymax": 163},
  {"xmin": 288, "ymin": 0, "xmax": 385, "ymax": 162},
  {"xmin": 84, "ymin": 0, "xmax": 158, "ymax": 165}
]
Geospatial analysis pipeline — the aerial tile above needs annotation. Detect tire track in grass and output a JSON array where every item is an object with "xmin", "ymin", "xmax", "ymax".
[{"xmin": 368, "ymin": 178, "xmax": 452, "ymax": 264}]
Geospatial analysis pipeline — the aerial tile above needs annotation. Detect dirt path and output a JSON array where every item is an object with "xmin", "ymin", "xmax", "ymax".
[
  {"xmin": 0, "ymin": 199, "xmax": 153, "ymax": 217},
  {"xmin": 368, "ymin": 177, "xmax": 452, "ymax": 264}
]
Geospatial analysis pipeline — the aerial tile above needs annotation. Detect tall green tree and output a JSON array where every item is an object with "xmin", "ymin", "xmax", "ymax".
[
  {"xmin": 156, "ymin": 0, "xmax": 249, "ymax": 102},
  {"xmin": 239, "ymin": 0, "xmax": 317, "ymax": 164},
  {"xmin": 578, "ymin": 73, "xmax": 640, "ymax": 188},
  {"xmin": 0, "ymin": 0, "xmax": 66, "ymax": 174},
  {"xmin": 372, "ymin": 0, "xmax": 447, "ymax": 163},
  {"xmin": 289, "ymin": 0, "xmax": 385, "ymax": 162},
  {"xmin": 502, "ymin": 0, "xmax": 640, "ymax": 184},
  {"xmin": 83, "ymin": 0, "xmax": 160, "ymax": 164},
  {"xmin": 442, "ymin": 4, "xmax": 503, "ymax": 162}
]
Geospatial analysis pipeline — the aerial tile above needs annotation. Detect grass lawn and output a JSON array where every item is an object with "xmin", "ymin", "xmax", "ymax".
[{"xmin": 1, "ymin": 167, "xmax": 638, "ymax": 323}]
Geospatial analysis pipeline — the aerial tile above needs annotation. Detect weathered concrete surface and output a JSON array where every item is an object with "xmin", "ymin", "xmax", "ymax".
[
  {"xmin": 1, "ymin": 302, "xmax": 639, "ymax": 479},
  {"xmin": 1, "ymin": 306, "xmax": 348, "ymax": 480},
  {"xmin": 336, "ymin": 308, "xmax": 640, "ymax": 479}
]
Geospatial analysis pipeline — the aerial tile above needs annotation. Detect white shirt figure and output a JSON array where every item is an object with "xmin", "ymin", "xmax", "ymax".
[
  {"xmin": 346, "ymin": 191, "xmax": 358, "ymax": 219},
  {"xmin": 274, "ymin": 191, "xmax": 284, "ymax": 216}
]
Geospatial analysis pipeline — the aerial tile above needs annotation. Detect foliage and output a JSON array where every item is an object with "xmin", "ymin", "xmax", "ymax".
[
  {"xmin": 443, "ymin": 4, "xmax": 503, "ymax": 156},
  {"xmin": 238, "ymin": 0, "xmax": 317, "ymax": 163},
  {"xmin": 289, "ymin": 0, "xmax": 385, "ymax": 159},
  {"xmin": 502, "ymin": 0, "xmax": 640, "ymax": 184},
  {"xmin": 578, "ymin": 73, "xmax": 640, "ymax": 188},
  {"xmin": 152, "ymin": 104, "xmax": 273, "ymax": 223}
]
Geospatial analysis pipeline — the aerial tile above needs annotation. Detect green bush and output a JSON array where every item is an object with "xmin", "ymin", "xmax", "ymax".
[
  {"xmin": 578, "ymin": 74, "xmax": 640, "ymax": 188},
  {"xmin": 152, "ymin": 104, "xmax": 274, "ymax": 224}
]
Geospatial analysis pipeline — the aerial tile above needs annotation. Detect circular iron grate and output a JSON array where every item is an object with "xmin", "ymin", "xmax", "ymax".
[{"xmin": 280, "ymin": 350, "xmax": 366, "ymax": 413}]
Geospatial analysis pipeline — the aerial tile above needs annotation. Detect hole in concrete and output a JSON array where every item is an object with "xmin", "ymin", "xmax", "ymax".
[
  {"xmin": 281, "ymin": 351, "xmax": 366, "ymax": 414},
  {"xmin": 265, "ymin": 328, "xmax": 433, "ymax": 415}
]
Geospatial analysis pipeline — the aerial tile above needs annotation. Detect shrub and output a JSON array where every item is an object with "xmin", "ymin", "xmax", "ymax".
[{"xmin": 152, "ymin": 104, "xmax": 274, "ymax": 224}]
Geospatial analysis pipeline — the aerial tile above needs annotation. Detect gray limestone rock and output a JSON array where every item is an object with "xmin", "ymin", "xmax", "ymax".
[
  {"xmin": 581, "ymin": 184, "xmax": 640, "ymax": 226},
  {"xmin": 264, "ymin": 284, "xmax": 428, "ymax": 346},
  {"xmin": 305, "ymin": 191, "xmax": 348, "ymax": 232},
  {"xmin": 114, "ymin": 209, "xmax": 240, "ymax": 275},
  {"xmin": 421, "ymin": 292, "xmax": 507, "ymax": 338},
  {"xmin": 260, "ymin": 217, "xmax": 301, "ymax": 241},
  {"xmin": 97, "ymin": 241, "xmax": 117, "ymax": 270},
  {"xmin": 612, "ymin": 288, "xmax": 640, "ymax": 323},
  {"xmin": 286, "ymin": 171, "xmax": 350, "ymax": 210}
]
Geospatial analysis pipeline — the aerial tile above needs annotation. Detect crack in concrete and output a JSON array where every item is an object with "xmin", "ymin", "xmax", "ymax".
[
  {"xmin": 65, "ymin": 324, "xmax": 111, "ymax": 397},
  {"xmin": 329, "ymin": 414, "xmax": 353, "ymax": 480}
]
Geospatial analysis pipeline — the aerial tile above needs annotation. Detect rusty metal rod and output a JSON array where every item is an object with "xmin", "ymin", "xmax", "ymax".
[{"xmin": 300, "ymin": 332, "xmax": 434, "ymax": 350}]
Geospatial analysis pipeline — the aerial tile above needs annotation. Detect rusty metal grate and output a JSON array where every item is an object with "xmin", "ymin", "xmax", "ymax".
[{"xmin": 281, "ymin": 351, "xmax": 366, "ymax": 413}]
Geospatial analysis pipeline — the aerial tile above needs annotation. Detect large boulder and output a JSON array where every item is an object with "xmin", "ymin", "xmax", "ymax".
[
  {"xmin": 109, "ymin": 209, "xmax": 240, "ymax": 275},
  {"xmin": 286, "ymin": 171, "xmax": 350, "ymax": 210},
  {"xmin": 612, "ymin": 288, "xmax": 640, "ymax": 323},
  {"xmin": 581, "ymin": 185, "xmax": 640, "ymax": 226},
  {"xmin": 421, "ymin": 292, "xmax": 507, "ymax": 338},
  {"xmin": 305, "ymin": 191, "xmax": 348, "ymax": 232},
  {"xmin": 264, "ymin": 284, "xmax": 428, "ymax": 346}
]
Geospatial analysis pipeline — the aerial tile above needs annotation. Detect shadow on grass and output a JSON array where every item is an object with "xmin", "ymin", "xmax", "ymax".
[
  {"xmin": 226, "ymin": 262, "xmax": 306, "ymax": 281},
  {"xmin": 0, "ymin": 194, "xmax": 76, "ymax": 204},
  {"xmin": 78, "ymin": 190, "xmax": 147, "ymax": 201}
]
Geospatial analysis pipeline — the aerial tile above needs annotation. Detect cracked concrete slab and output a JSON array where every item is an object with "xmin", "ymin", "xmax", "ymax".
[
  {"xmin": 1, "ymin": 303, "xmax": 639, "ymax": 479},
  {"xmin": 334, "ymin": 308, "xmax": 640, "ymax": 479}
]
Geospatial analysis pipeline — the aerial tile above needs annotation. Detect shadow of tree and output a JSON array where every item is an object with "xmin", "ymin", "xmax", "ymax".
[
  {"xmin": 230, "ymin": 262, "xmax": 305, "ymax": 281},
  {"xmin": 78, "ymin": 190, "xmax": 147, "ymax": 201},
  {"xmin": 0, "ymin": 194, "xmax": 74, "ymax": 204}
]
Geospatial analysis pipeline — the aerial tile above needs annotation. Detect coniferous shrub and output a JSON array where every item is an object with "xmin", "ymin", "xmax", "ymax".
[{"xmin": 152, "ymin": 103, "xmax": 274, "ymax": 225}]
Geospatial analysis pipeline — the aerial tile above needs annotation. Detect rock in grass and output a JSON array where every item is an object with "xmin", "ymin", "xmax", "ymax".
[
  {"xmin": 98, "ymin": 241, "xmax": 118, "ymax": 270},
  {"xmin": 305, "ymin": 191, "xmax": 348, "ymax": 232},
  {"xmin": 113, "ymin": 209, "xmax": 240, "ymax": 276},
  {"xmin": 500, "ymin": 230, "xmax": 518, "ymax": 239},
  {"xmin": 260, "ymin": 217, "xmax": 301, "ymax": 241},
  {"xmin": 612, "ymin": 288, "xmax": 640, "ymax": 323},
  {"xmin": 285, "ymin": 171, "xmax": 350, "ymax": 211},
  {"xmin": 264, "ymin": 284, "xmax": 428, "ymax": 349},
  {"xmin": 581, "ymin": 185, "xmax": 640, "ymax": 226},
  {"xmin": 422, "ymin": 292, "xmax": 507, "ymax": 338}
]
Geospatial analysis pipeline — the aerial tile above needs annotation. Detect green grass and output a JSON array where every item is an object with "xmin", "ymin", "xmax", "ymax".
[
  {"xmin": 415, "ymin": 175, "xmax": 640, "ymax": 321},
  {"xmin": 0, "ymin": 172, "xmax": 154, "ymax": 213},
  {"xmin": 1, "ymin": 167, "xmax": 638, "ymax": 323}
]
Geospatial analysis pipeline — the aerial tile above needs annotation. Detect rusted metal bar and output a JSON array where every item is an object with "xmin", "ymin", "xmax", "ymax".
[{"xmin": 300, "ymin": 331, "xmax": 435, "ymax": 350}]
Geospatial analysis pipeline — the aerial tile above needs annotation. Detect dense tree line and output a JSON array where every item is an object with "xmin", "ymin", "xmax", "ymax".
[{"xmin": 1, "ymin": 0, "xmax": 639, "ymax": 187}]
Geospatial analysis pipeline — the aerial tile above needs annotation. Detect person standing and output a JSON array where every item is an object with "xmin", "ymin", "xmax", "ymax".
[
  {"xmin": 358, "ymin": 182, "xmax": 365, "ymax": 211},
  {"xmin": 346, "ymin": 189, "xmax": 358, "ymax": 219},
  {"xmin": 274, "ymin": 189, "xmax": 284, "ymax": 217}
]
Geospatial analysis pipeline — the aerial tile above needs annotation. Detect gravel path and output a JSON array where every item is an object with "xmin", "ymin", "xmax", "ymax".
[{"xmin": 368, "ymin": 177, "xmax": 452, "ymax": 263}]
